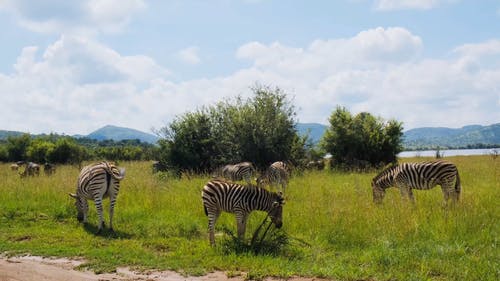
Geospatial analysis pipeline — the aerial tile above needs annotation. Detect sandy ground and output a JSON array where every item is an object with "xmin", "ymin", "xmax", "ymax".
[{"xmin": 0, "ymin": 256, "xmax": 328, "ymax": 281}]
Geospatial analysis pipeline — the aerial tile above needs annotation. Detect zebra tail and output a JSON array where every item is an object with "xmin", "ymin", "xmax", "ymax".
[{"xmin": 203, "ymin": 205, "xmax": 208, "ymax": 216}]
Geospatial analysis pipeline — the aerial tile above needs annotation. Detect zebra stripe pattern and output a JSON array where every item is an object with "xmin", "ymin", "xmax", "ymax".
[
  {"xmin": 371, "ymin": 160, "xmax": 461, "ymax": 203},
  {"xmin": 201, "ymin": 179, "xmax": 285, "ymax": 246},
  {"xmin": 257, "ymin": 161, "xmax": 290, "ymax": 193},
  {"xmin": 69, "ymin": 161, "xmax": 125, "ymax": 233},
  {"xmin": 217, "ymin": 162, "xmax": 256, "ymax": 184}
]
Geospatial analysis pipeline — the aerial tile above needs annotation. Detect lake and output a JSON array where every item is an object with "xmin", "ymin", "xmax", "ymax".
[{"xmin": 398, "ymin": 148, "xmax": 500, "ymax": 158}]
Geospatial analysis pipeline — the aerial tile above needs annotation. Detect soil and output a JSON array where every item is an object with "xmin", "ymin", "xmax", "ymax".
[{"xmin": 0, "ymin": 256, "xmax": 329, "ymax": 281}]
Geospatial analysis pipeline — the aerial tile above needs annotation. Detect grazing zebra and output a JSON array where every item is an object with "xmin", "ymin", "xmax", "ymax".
[
  {"xmin": 10, "ymin": 163, "xmax": 19, "ymax": 171},
  {"xmin": 43, "ymin": 162, "xmax": 56, "ymax": 176},
  {"xmin": 215, "ymin": 162, "xmax": 256, "ymax": 184},
  {"xmin": 69, "ymin": 161, "xmax": 125, "ymax": 234},
  {"xmin": 201, "ymin": 179, "xmax": 285, "ymax": 246},
  {"xmin": 20, "ymin": 162, "xmax": 40, "ymax": 177},
  {"xmin": 371, "ymin": 160, "xmax": 461, "ymax": 204},
  {"xmin": 257, "ymin": 161, "xmax": 290, "ymax": 193}
]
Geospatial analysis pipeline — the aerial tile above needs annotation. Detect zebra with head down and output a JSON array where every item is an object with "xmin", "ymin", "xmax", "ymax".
[
  {"xmin": 69, "ymin": 161, "xmax": 125, "ymax": 234},
  {"xmin": 372, "ymin": 160, "xmax": 461, "ymax": 204},
  {"xmin": 201, "ymin": 179, "xmax": 285, "ymax": 246}
]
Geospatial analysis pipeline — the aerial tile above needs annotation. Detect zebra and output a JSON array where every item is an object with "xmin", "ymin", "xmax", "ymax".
[
  {"xmin": 257, "ymin": 161, "xmax": 290, "ymax": 193},
  {"xmin": 20, "ymin": 162, "xmax": 40, "ymax": 177},
  {"xmin": 10, "ymin": 163, "xmax": 19, "ymax": 171},
  {"xmin": 214, "ymin": 162, "xmax": 256, "ymax": 184},
  {"xmin": 201, "ymin": 179, "xmax": 285, "ymax": 246},
  {"xmin": 43, "ymin": 162, "xmax": 56, "ymax": 176},
  {"xmin": 371, "ymin": 160, "xmax": 461, "ymax": 204},
  {"xmin": 69, "ymin": 161, "xmax": 125, "ymax": 234}
]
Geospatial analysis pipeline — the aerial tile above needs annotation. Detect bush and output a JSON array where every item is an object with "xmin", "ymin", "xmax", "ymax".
[
  {"xmin": 158, "ymin": 85, "xmax": 306, "ymax": 172},
  {"xmin": 321, "ymin": 106, "xmax": 403, "ymax": 169}
]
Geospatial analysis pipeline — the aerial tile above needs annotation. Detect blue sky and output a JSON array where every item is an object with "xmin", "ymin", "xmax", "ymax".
[{"xmin": 0, "ymin": 0, "xmax": 499, "ymax": 135}]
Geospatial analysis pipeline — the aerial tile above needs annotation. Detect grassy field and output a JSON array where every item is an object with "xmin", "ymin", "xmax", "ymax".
[{"xmin": 1, "ymin": 156, "xmax": 499, "ymax": 280}]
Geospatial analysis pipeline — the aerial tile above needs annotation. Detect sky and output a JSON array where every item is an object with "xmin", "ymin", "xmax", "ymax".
[{"xmin": 0, "ymin": 0, "xmax": 499, "ymax": 135}]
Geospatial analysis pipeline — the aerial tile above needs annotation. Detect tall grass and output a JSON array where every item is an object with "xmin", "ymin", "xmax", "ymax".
[{"xmin": 0, "ymin": 156, "xmax": 498, "ymax": 280}]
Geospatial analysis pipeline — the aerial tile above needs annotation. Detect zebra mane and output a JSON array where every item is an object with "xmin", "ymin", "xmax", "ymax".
[{"xmin": 373, "ymin": 163, "xmax": 399, "ymax": 183}]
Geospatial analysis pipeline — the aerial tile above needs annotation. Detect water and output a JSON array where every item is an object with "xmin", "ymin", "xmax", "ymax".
[{"xmin": 398, "ymin": 148, "xmax": 499, "ymax": 158}]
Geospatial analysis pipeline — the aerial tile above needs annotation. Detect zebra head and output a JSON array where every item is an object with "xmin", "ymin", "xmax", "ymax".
[
  {"xmin": 268, "ymin": 192, "xmax": 285, "ymax": 228},
  {"xmin": 69, "ymin": 193, "xmax": 88, "ymax": 222},
  {"xmin": 371, "ymin": 180, "xmax": 386, "ymax": 204}
]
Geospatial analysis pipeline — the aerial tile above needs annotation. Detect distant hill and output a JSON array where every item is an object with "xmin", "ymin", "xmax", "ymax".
[
  {"xmin": 0, "ymin": 130, "xmax": 24, "ymax": 139},
  {"xmin": 403, "ymin": 123, "xmax": 500, "ymax": 149},
  {"xmin": 296, "ymin": 123, "xmax": 327, "ymax": 144},
  {"xmin": 87, "ymin": 125, "xmax": 159, "ymax": 144},
  {"xmin": 295, "ymin": 123, "xmax": 500, "ymax": 149}
]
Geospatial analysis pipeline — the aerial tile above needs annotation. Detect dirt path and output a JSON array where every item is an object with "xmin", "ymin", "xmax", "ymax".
[{"xmin": 0, "ymin": 256, "xmax": 326, "ymax": 281}]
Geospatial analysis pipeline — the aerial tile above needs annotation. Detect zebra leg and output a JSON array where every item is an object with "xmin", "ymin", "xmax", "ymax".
[
  {"xmin": 207, "ymin": 210, "xmax": 220, "ymax": 246},
  {"xmin": 235, "ymin": 212, "xmax": 249, "ymax": 241},
  {"xmin": 94, "ymin": 198, "xmax": 105, "ymax": 234},
  {"xmin": 399, "ymin": 184, "xmax": 413, "ymax": 202},
  {"xmin": 109, "ymin": 199, "xmax": 116, "ymax": 232}
]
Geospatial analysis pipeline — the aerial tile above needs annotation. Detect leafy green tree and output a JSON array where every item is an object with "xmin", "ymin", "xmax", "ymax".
[
  {"xmin": 27, "ymin": 139, "xmax": 56, "ymax": 163},
  {"xmin": 0, "ymin": 144, "xmax": 8, "ymax": 162},
  {"xmin": 6, "ymin": 134, "xmax": 31, "ymax": 161},
  {"xmin": 321, "ymin": 106, "xmax": 403, "ymax": 169},
  {"xmin": 158, "ymin": 85, "xmax": 305, "ymax": 172},
  {"xmin": 48, "ymin": 138, "xmax": 88, "ymax": 164}
]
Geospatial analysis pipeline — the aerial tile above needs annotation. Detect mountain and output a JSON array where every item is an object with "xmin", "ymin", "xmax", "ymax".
[
  {"xmin": 403, "ymin": 123, "xmax": 500, "ymax": 149},
  {"xmin": 86, "ymin": 125, "xmax": 159, "ymax": 144},
  {"xmin": 296, "ymin": 123, "xmax": 327, "ymax": 144},
  {"xmin": 0, "ymin": 130, "xmax": 24, "ymax": 139}
]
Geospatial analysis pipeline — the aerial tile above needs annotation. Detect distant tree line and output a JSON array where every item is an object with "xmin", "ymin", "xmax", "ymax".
[
  {"xmin": 0, "ymin": 134, "xmax": 158, "ymax": 164},
  {"xmin": 156, "ymin": 86, "xmax": 404, "ymax": 173},
  {"xmin": 0, "ymin": 86, "xmax": 405, "ymax": 170}
]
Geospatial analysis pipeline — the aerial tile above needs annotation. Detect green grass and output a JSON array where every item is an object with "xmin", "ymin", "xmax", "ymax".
[{"xmin": 1, "ymin": 156, "xmax": 499, "ymax": 280}]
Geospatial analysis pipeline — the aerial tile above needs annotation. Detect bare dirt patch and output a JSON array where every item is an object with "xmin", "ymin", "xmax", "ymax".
[{"xmin": 0, "ymin": 256, "xmax": 329, "ymax": 281}]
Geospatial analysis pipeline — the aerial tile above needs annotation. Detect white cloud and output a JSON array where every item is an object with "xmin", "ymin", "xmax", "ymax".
[
  {"xmin": 177, "ymin": 46, "xmax": 201, "ymax": 65},
  {"xmin": 0, "ymin": 27, "xmax": 498, "ymax": 135},
  {"xmin": 374, "ymin": 0, "xmax": 456, "ymax": 11},
  {"xmin": 0, "ymin": 0, "xmax": 146, "ymax": 34}
]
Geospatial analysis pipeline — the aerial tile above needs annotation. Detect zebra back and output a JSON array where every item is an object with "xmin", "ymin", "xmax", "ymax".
[
  {"xmin": 372, "ymin": 160, "xmax": 461, "ymax": 202},
  {"xmin": 218, "ymin": 162, "xmax": 255, "ymax": 182},
  {"xmin": 258, "ymin": 161, "xmax": 290, "ymax": 189},
  {"xmin": 202, "ymin": 179, "xmax": 284, "ymax": 214},
  {"xmin": 77, "ymin": 161, "xmax": 125, "ymax": 197}
]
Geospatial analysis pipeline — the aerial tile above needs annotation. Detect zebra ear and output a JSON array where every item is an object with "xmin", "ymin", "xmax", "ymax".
[{"xmin": 68, "ymin": 193, "xmax": 77, "ymax": 199}]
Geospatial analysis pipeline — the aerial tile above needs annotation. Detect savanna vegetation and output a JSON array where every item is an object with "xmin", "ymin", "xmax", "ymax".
[{"xmin": 1, "ymin": 155, "xmax": 498, "ymax": 280}]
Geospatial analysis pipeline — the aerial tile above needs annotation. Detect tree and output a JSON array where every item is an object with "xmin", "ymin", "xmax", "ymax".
[
  {"xmin": 157, "ymin": 85, "xmax": 305, "ymax": 172},
  {"xmin": 27, "ymin": 139, "xmax": 55, "ymax": 163},
  {"xmin": 6, "ymin": 134, "xmax": 31, "ymax": 161},
  {"xmin": 48, "ymin": 138, "xmax": 88, "ymax": 165},
  {"xmin": 321, "ymin": 106, "xmax": 403, "ymax": 169}
]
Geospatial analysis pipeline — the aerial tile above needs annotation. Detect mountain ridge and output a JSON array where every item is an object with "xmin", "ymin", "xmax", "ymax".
[{"xmin": 1, "ymin": 123, "xmax": 499, "ymax": 149}]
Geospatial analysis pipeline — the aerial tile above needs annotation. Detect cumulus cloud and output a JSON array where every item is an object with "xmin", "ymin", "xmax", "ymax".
[
  {"xmin": 0, "ymin": 27, "xmax": 498, "ymax": 135},
  {"xmin": 374, "ymin": 0, "xmax": 456, "ymax": 11},
  {"xmin": 0, "ymin": 0, "xmax": 146, "ymax": 34},
  {"xmin": 177, "ymin": 46, "xmax": 201, "ymax": 65}
]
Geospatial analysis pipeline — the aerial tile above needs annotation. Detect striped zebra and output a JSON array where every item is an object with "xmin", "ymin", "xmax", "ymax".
[
  {"xmin": 371, "ymin": 160, "xmax": 461, "ymax": 204},
  {"xmin": 201, "ymin": 179, "xmax": 285, "ymax": 246},
  {"xmin": 69, "ymin": 161, "xmax": 125, "ymax": 234},
  {"xmin": 257, "ymin": 161, "xmax": 290, "ymax": 193},
  {"xmin": 20, "ymin": 162, "xmax": 40, "ymax": 177},
  {"xmin": 215, "ymin": 162, "xmax": 256, "ymax": 184}
]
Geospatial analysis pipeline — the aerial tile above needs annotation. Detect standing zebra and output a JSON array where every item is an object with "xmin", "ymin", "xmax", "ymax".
[
  {"xmin": 69, "ymin": 161, "xmax": 125, "ymax": 234},
  {"xmin": 201, "ymin": 179, "xmax": 285, "ymax": 246},
  {"xmin": 371, "ymin": 160, "xmax": 461, "ymax": 204},
  {"xmin": 257, "ymin": 161, "xmax": 290, "ymax": 193},
  {"xmin": 215, "ymin": 162, "xmax": 256, "ymax": 184}
]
